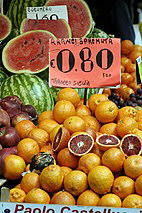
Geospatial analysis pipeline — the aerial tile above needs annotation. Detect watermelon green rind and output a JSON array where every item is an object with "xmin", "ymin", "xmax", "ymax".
[
  {"xmin": 0, "ymin": 14, "xmax": 12, "ymax": 41},
  {"xmin": 1, "ymin": 74, "xmax": 54, "ymax": 115},
  {"xmin": 2, "ymin": 30, "xmax": 56, "ymax": 74},
  {"xmin": 0, "ymin": 68, "xmax": 8, "ymax": 84},
  {"xmin": 20, "ymin": 18, "xmax": 72, "ymax": 38},
  {"xmin": 45, "ymin": 0, "xmax": 93, "ymax": 38},
  {"xmin": 7, "ymin": 0, "xmax": 47, "ymax": 29},
  {"xmin": 87, "ymin": 27, "xmax": 110, "ymax": 38}
]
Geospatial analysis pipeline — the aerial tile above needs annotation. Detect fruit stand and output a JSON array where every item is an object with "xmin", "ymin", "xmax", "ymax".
[{"xmin": 0, "ymin": 0, "xmax": 142, "ymax": 212}]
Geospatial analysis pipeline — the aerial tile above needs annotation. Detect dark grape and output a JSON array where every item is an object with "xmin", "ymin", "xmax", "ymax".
[
  {"xmin": 117, "ymin": 105, "xmax": 121, "ymax": 109},
  {"xmin": 139, "ymin": 96, "xmax": 142, "ymax": 100},
  {"xmin": 127, "ymin": 100, "xmax": 133, "ymax": 106},
  {"xmin": 131, "ymin": 103, "xmax": 138, "ymax": 107},
  {"xmin": 137, "ymin": 100, "xmax": 142, "ymax": 106},
  {"xmin": 119, "ymin": 100, "xmax": 124, "ymax": 107},
  {"xmin": 130, "ymin": 97, "xmax": 137, "ymax": 103},
  {"xmin": 115, "ymin": 95, "xmax": 121, "ymax": 101},
  {"xmin": 111, "ymin": 93, "xmax": 117, "ymax": 99},
  {"xmin": 130, "ymin": 93, "xmax": 136, "ymax": 98},
  {"xmin": 108, "ymin": 95, "xmax": 113, "ymax": 100},
  {"xmin": 136, "ymin": 88, "xmax": 142, "ymax": 95},
  {"xmin": 113, "ymin": 100, "xmax": 119, "ymax": 105},
  {"xmin": 136, "ymin": 95, "xmax": 140, "ymax": 100}
]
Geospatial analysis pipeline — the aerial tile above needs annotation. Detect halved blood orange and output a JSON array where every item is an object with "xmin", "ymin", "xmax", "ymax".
[
  {"xmin": 96, "ymin": 134, "xmax": 120, "ymax": 151},
  {"xmin": 120, "ymin": 134, "xmax": 142, "ymax": 157},
  {"xmin": 68, "ymin": 133, "xmax": 94, "ymax": 156},
  {"xmin": 52, "ymin": 126, "xmax": 70, "ymax": 152}
]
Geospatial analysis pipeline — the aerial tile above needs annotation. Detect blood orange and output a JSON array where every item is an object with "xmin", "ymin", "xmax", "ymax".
[
  {"xmin": 120, "ymin": 134, "xmax": 142, "ymax": 157},
  {"xmin": 96, "ymin": 134, "xmax": 120, "ymax": 151},
  {"xmin": 68, "ymin": 133, "xmax": 94, "ymax": 156}
]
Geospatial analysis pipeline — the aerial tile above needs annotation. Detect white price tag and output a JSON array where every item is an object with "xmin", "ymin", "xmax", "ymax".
[
  {"xmin": 26, "ymin": 6, "xmax": 68, "ymax": 22},
  {"xmin": 1, "ymin": 202, "xmax": 142, "ymax": 213}
]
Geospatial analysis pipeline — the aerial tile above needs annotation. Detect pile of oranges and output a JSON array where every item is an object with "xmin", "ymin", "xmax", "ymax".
[
  {"xmin": 103, "ymin": 40, "xmax": 142, "ymax": 99},
  {"xmin": 2, "ymin": 87, "xmax": 142, "ymax": 208}
]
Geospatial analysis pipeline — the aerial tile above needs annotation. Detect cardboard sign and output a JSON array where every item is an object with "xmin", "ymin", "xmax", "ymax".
[
  {"xmin": 26, "ymin": 6, "xmax": 68, "ymax": 22},
  {"xmin": 1, "ymin": 202, "xmax": 142, "ymax": 213},
  {"xmin": 136, "ymin": 56, "xmax": 142, "ymax": 85},
  {"xmin": 49, "ymin": 38, "xmax": 121, "ymax": 88}
]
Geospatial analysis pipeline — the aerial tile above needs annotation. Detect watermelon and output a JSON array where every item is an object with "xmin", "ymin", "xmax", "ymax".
[
  {"xmin": 7, "ymin": 0, "xmax": 47, "ymax": 29},
  {"xmin": 87, "ymin": 27, "xmax": 110, "ymax": 38},
  {"xmin": 45, "ymin": 0, "xmax": 93, "ymax": 38},
  {"xmin": 2, "ymin": 30, "xmax": 56, "ymax": 74},
  {"xmin": 0, "ymin": 14, "xmax": 12, "ymax": 41},
  {"xmin": 20, "ymin": 18, "xmax": 72, "ymax": 38},
  {"xmin": 0, "ymin": 68, "xmax": 8, "ymax": 84},
  {"xmin": 0, "ymin": 74, "xmax": 54, "ymax": 115}
]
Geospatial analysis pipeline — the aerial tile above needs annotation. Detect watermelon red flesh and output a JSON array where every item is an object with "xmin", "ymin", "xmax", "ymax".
[
  {"xmin": 2, "ymin": 30, "xmax": 56, "ymax": 74},
  {"xmin": 20, "ymin": 18, "xmax": 72, "ymax": 38},
  {"xmin": 45, "ymin": 0, "xmax": 92, "ymax": 38},
  {"xmin": 0, "ymin": 14, "xmax": 12, "ymax": 40}
]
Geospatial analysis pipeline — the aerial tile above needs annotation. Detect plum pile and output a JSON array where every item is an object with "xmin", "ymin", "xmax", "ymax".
[
  {"xmin": 108, "ymin": 88, "xmax": 142, "ymax": 109},
  {"xmin": 0, "ymin": 95, "xmax": 37, "ymax": 148}
]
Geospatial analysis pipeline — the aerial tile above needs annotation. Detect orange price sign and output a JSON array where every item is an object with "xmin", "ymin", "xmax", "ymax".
[{"xmin": 49, "ymin": 38, "xmax": 121, "ymax": 88}]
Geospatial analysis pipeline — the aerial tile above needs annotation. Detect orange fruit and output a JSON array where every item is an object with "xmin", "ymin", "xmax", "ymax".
[
  {"xmin": 26, "ymin": 164, "xmax": 30, "ymax": 172},
  {"xmin": 95, "ymin": 101, "xmax": 118, "ymax": 123},
  {"xmin": 20, "ymin": 172, "xmax": 40, "ymax": 193},
  {"xmin": 57, "ymin": 148, "xmax": 79, "ymax": 169},
  {"xmin": 17, "ymin": 138, "xmax": 39, "ymax": 163},
  {"xmin": 91, "ymin": 143, "xmax": 104, "ymax": 158},
  {"xmin": 60, "ymin": 166, "xmax": 72, "ymax": 179},
  {"xmin": 102, "ymin": 88, "xmax": 111, "ymax": 95},
  {"xmin": 125, "ymin": 62, "xmax": 136, "ymax": 74},
  {"xmin": 57, "ymin": 88, "xmax": 80, "ymax": 108},
  {"xmin": 122, "ymin": 194, "xmax": 142, "ymax": 208},
  {"xmin": 78, "ymin": 153, "xmax": 101, "ymax": 174},
  {"xmin": 38, "ymin": 119, "xmax": 58, "ymax": 134},
  {"xmin": 25, "ymin": 188, "xmax": 50, "ymax": 204},
  {"xmin": 64, "ymin": 170, "xmax": 88, "ymax": 196},
  {"xmin": 115, "ymin": 84, "xmax": 127, "ymax": 94},
  {"xmin": 63, "ymin": 115, "xmax": 86, "ymax": 134},
  {"xmin": 3, "ymin": 154, "xmax": 26, "ymax": 180},
  {"xmin": 135, "ymin": 175, "xmax": 142, "ymax": 196},
  {"xmin": 116, "ymin": 106, "xmax": 137, "ymax": 122},
  {"xmin": 130, "ymin": 128, "xmax": 142, "ymax": 141},
  {"xmin": 10, "ymin": 188, "xmax": 26, "ymax": 203},
  {"xmin": 98, "ymin": 193, "xmax": 121, "ymax": 207},
  {"xmin": 129, "ymin": 50, "xmax": 142, "ymax": 63},
  {"xmin": 28, "ymin": 128, "xmax": 50, "ymax": 148},
  {"xmin": 121, "ymin": 40, "xmax": 134, "ymax": 55},
  {"xmin": 112, "ymin": 176, "xmax": 135, "ymax": 199},
  {"xmin": 88, "ymin": 94, "xmax": 108, "ymax": 113},
  {"xmin": 96, "ymin": 134, "xmax": 120, "ymax": 151},
  {"xmin": 129, "ymin": 82, "xmax": 141, "ymax": 93},
  {"xmin": 39, "ymin": 165, "xmax": 63, "ymax": 192},
  {"xmin": 50, "ymin": 125, "xmax": 70, "ymax": 152},
  {"xmin": 50, "ymin": 190, "xmax": 76, "ymax": 205},
  {"xmin": 116, "ymin": 116, "xmax": 138, "ymax": 138},
  {"xmin": 131, "ymin": 71, "xmax": 136, "ymax": 81},
  {"xmin": 102, "ymin": 148, "xmax": 125, "ymax": 173},
  {"xmin": 124, "ymin": 155, "xmax": 142, "ymax": 179},
  {"xmin": 100, "ymin": 123, "xmax": 118, "ymax": 136},
  {"xmin": 120, "ymin": 87, "xmax": 134, "ymax": 100},
  {"xmin": 15, "ymin": 120, "xmax": 36, "ymax": 139},
  {"xmin": 121, "ymin": 73, "xmax": 133, "ymax": 85},
  {"xmin": 68, "ymin": 132, "xmax": 94, "ymax": 156},
  {"xmin": 15, "ymin": 184, "xmax": 22, "ymax": 189},
  {"xmin": 75, "ymin": 105, "xmax": 91, "ymax": 118},
  {"xmin": 53, "ymin": 100, "xmax": 75, "ymax": 124},
  {"xmin": 77, "ymin": 190, "xmax": 100, "ymax": 206},
  {"xmin": 88, "ymin": 165, "xmax": 114, "ymax": 194},
  {"xmin": 40, "ymin": 144, "xmax": 57, "ymax": 159},
  {"xmin": 38, "ymin": 110, "xmax": 54, "ymax": 124},
  {"xmin": 121, "ymin": 57, "xmax": 131, "ymax": 68},
  {"xmin": 135, "ymin": 110, "xmax": 142, "ymax": 122},
  {"xmin": 82, "ymin": 115, "xmax": 101, "ymax": 132},
  {"xmin": 85, "ymin": 126, "xmax": 96, "ymax": 140},
  {"xmin": 133, "ymin": 44, "xmax": 142, "ymax": 52}
]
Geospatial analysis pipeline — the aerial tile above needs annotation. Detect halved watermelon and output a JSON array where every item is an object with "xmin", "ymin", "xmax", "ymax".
[
  {"xmin": 20, "ymin": 18, "xmax": 72, "ymax": 38},
  {"xmin": 2, "ymin": 30, "xmax": 56, "ymax": 74},
  {"xmin": 45, "ymin": 0, "xmax": 93, "ymax": 38},
  {"xmin": 0, "ymin": 14, "xmax": 12, "ymax": 41}
]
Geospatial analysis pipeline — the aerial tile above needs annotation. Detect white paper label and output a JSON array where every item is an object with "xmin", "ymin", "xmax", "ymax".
[
  {"xmin": 26, "ymin": 6, "xmax": 68, "ymax": 22},
  {"xmin": 1, "ymin": 202, "xmax": 142, "ymax": 213}
]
